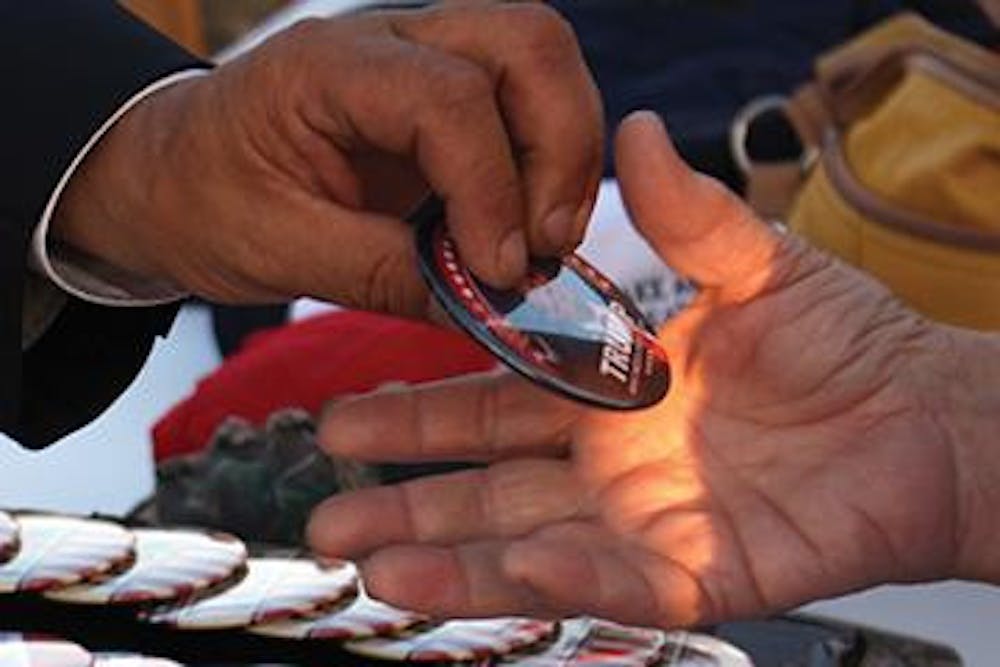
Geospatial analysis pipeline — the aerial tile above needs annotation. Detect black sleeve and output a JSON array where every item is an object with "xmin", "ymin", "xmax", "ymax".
[{"xmin": 0, "ymin": 2, "xmax": 207, "ymax": 448}]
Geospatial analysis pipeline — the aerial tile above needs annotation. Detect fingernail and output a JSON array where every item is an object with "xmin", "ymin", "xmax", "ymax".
[
  {"xmin": 543, "ymin": 205, "xmax": 576, "ymax": 253},
  {"xmin": 498, "ymin": 229, "xmax": 528, "ymax": 282},
  {"xmin": 625, "ymin": 109, "xmax": 666, "ymax": 132}
]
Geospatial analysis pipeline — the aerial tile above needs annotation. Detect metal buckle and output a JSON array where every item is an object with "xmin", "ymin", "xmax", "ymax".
[{"xmin": 730, "ymin": 95, "xmax": 818, "ymax": 177}]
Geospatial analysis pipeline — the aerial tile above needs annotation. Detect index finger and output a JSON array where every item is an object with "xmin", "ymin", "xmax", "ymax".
[
  {"xmin": 300, "ymin": 15, "xmax": 527, "ymax": 287},
  {"xmin": 390, "ymin": 3, "xmax": 604, "ymax": 256},
  {"xmin": 317, "ymin": 370, "xmax": 579, "ymax": 462}
]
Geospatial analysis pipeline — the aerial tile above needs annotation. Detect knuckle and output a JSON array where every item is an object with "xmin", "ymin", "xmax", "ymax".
[
  {"xmin": 505, "ymin": 4, "xmax": 580, "ymax": 66},
  {"xmin": 475, "ymin": 376, "xmax": 503, "ymax": 456},
  {"xmin": 423, "ymin": 62, "xmax": 494, "ymax": 115},
  {"xmin": 484, "ymin": 462, "xmax": 554, "ymax": 537}
]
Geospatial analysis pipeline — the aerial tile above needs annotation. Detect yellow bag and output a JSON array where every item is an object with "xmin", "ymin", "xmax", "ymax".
[{"xmin": 737, "ymin": 13, "xmax": 1000, "ymax": 330}]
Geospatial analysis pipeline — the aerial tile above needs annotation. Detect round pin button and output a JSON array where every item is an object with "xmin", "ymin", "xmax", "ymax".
[
  {"xmin": 0, "ymin": 514, "xmax": 134, "ymax": 595},
  {"xmin": 250, "ymin": 583, "xmax": 428, "ymax": 641},
  {"xmin": 413, "ymin": 197, "xmax": 670, "ymax": 410},
  {"xmin": 345, "ymin": 617, "xmax": 557, "ymax": 663},
  {"xmin": 146, "ymin": 558, "xmax": 357, "ymax": 630},
  {"xmin": 46, "ymin": 528, "xmax": 247, "ymax": 606}
]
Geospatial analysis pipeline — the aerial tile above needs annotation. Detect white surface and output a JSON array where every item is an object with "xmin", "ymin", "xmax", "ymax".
[
  {"xmin": 0, "ymin": 304, "xmax": 220, "ymax": 516},
  {"xmin": 805, "ymin": 582, "xmax": 1000, "ymax": 664}
]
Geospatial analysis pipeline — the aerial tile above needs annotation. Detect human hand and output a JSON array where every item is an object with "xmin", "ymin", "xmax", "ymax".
[
  {"xmin": 54, "ymin": 2, "xmax": 602, "ymax": 315},
  {"xmin": 307, "ymin": 112, "xmax": 985, "ymax": 628}
]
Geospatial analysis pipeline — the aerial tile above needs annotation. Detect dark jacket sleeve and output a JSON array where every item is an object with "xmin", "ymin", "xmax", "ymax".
[{"xmin": 0, "ymin": 2, "xmax": 206, "ymax": 448}]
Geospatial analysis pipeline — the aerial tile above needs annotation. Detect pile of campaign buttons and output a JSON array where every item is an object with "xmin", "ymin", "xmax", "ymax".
[{"xmin": 0, "ymin": 509, "xmax": 755, "ymax": 665}]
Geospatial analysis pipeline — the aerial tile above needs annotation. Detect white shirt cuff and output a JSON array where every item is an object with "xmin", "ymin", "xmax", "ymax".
[{"xmin": 30, "ymin": 68, "xmax": 209, "ymax": 307}]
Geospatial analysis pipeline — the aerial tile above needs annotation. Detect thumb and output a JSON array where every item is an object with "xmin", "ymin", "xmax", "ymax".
[{"xmin": 614, "ymin": 111, "xmax": 787, "ymax": 298}]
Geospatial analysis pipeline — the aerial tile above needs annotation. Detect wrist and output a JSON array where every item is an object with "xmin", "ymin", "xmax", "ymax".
[
  {"xmin": 50, "ymin": 73, "xmax": 206, "ymax": 285},
  {"xmin": 929, "ymin": 327, "xmax": 1000, "ymax": 583}
]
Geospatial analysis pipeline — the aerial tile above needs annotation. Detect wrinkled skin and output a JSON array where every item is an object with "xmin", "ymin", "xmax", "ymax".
[
  {"xmin": 56, "ymin": 2, "xmax": 603, "ymax": 314},
  {"xmin": 309, "ymin": 113, "xmax": 1000, "ymax": 629}
]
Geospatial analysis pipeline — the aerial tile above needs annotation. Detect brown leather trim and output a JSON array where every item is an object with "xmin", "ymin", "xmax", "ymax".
[
  {"xmin": 816, "ymin": 13, "xmax": 1000, "ymax": 93},
  {"xmin": 746, "ymin": 163, "xmax": 805, "ymax": 219},
  {"xmin": 829, "ymin": 50, "xmax": 1000, "ymax": 124},
  {"xmin": 905, "ymin": 53, "xmax": 1000, "ymax": 108},
  {"xmin": 822, "ymin": 133, "xmax": 1000, "ymax": 252},
  {"xmin": 787, "ymin": 42, "xmax": 1000, "ymax": 146},
  {"xmin": 786, "ymin": 84, "xmax": 833, "ymax": 149}
]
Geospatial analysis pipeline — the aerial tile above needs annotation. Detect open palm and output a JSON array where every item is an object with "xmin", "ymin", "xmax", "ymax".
[{"xmin": 308, "ymin": 112, "xmax": 958, "ymax": 628}]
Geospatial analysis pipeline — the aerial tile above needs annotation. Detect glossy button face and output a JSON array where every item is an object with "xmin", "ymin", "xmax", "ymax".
[
  {"xmin": 250, "ymin": 584, "xmax": 428, "ymax": 641},
  {"xmin": 415, "ymin": 204, "xmax": 670, "ymax": 410},
  {"xmin": 146, "ymin": 558, "xmax": 357, "ymax": 630},
  {"xmin": 345, "ymin": 617, "xmax": 557, "ymax": 663},
  {"xmin": 47, "ymin": 529, "xmax": 247, "ymax": 606},
  {"xmin": 0, "ymin": 515, "xmax": 134, "ymax": 595}
]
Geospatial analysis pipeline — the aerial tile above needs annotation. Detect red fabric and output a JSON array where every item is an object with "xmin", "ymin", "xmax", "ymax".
[{"xmin": 152, "ymin": 311, "xmax": 496, "ymax": 461}]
